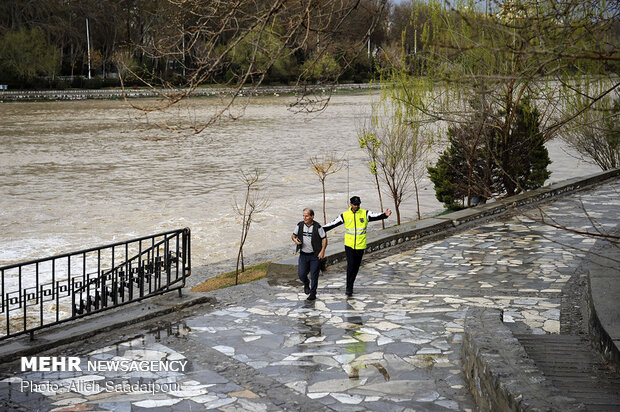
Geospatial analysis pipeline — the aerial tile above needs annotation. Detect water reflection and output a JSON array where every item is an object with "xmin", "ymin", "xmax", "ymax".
[
  {"xmin": 149, "ymin": 321, "xmax": 192, "ymax": 341},
  {"xmin": 0, "ymin": 323, "xmax": 194, "ymax": 411},
  {"xmin": 300, "ymin": 315, "xmax": 323, "ymax": 340},
  {"xmin": 344, "ymin": 315, "xmax": 366, "ymax": 357}
]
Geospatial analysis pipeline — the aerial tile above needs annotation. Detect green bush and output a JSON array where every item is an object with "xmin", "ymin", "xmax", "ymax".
[
  {"xmin": 428, "ymin": 97, "xmax": 551, "ymax": 210},
  {"xmin": 0, "ymin": 28, "xmax": 60, "ymax": 87}
]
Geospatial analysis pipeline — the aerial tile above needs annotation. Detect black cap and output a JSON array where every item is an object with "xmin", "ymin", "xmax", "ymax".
[{"xmin": 350, "ymin": 196, "xmax": 361, "ymax": 205}]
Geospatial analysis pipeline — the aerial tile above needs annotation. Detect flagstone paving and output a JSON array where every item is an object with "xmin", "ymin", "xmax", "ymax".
[{"xmin": 1, "ymin": 181, "xmax": 618, "ymax": 411}]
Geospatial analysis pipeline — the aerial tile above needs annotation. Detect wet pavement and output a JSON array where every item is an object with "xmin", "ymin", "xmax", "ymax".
[{"xmin": 0, "ymin": 180, "xmax": 618, "ymax": 411}]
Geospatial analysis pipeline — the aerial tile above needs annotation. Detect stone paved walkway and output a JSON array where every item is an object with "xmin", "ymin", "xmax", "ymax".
[{"xmin": 1, "ymin": 181, "xmax": 618, "ymax": 411}]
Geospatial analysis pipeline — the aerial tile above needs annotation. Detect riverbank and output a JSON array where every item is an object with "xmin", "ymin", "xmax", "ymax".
[
  {"xmin": 1, "ymin": 171, "xmax": 617, "ymax": 411},
  {"xmin": 0, "ymin": 83, "xmax": 379, "ymax": 102},
  {"xmin": 0, "ymin": 93, "xmax": 603, "ymax": 280}
]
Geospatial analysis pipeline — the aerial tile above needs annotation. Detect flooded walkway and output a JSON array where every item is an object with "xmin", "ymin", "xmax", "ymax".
[{"xmin": 0, "ymin": 180, "xmax": 618, "ymax": 411}]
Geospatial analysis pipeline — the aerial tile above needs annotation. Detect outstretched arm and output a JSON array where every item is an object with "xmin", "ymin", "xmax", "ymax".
[
  {"xmin": 323, "ymin": 214, "xmax": 344, "ymax": 232},
  {"xmin": 368, "ymin": 209, "xmax": 391, "ymax": 222}
]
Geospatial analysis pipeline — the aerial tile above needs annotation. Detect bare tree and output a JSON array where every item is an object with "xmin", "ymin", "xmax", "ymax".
[
  {"xmin": 410, "ymin": 136, "xmax": 431, "ymax": 220},
  {"xmin": 377, "ymin": 0, "xmax": 620, "ymax": 249},
  {"xmin": 401, "ymin": 98, "xmax": 433, "ymax": 219},
  {"xmin": 358, "ymin": 127, "xmax": 386, "ymax": 228},
  {"xmin": 385, "ymin": 0, "xmax": 618, "ymax": 195},
  {"xmin": 362, "ymin": 94, "xmax": 432, "ymax": 224},
  {"xmin": 114, "ymin": 0, "xmax": 389, "ymax": 133},
  {"xmin": 234, "ymin": 168, "xmax": 269, "ymax": 284},
  {"xmin": 376, "ymin": 121, "xmax": 412, "ymax": 225},
  {"xmin": 309, "ymin": 153, "xmax": 344, "ymax": 224},
  {"xmin": 562, "ymin": 93, "xmax": 620, "ymax": 171}
]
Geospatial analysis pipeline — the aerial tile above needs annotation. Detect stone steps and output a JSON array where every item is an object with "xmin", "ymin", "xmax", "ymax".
[{"xmin": 516, "ymin": 334, "xmax": 620, "ymax": 410}]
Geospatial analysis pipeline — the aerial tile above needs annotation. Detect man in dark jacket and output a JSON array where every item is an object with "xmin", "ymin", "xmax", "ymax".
[{"xmin": 292, "ymin": 208, "xmax": 327, "ymax": 301}]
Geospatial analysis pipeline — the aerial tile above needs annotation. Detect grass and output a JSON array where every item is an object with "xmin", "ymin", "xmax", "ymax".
[
  {"xmin": 189, "ymin": 262, "xmax": 270, "ymax": 292},
  {"xmin": 433, "ymin": 208, "xmax": 463, "ymax": 217}
]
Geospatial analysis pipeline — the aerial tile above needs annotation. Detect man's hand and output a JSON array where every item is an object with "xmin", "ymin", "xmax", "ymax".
[
  {"xmin": 318, "ymin": 251, "xmax": 325, "ymax": 259},
  {"xmin": 385, "ymin": 209, "xmax": 392, "ymax": 217},
  {"xmin": 292, "ymin": 235, "xmax": 302, "ymax": 245}
]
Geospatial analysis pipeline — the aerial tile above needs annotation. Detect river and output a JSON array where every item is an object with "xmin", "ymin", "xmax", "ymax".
[{"xmin": 0, "ymin": 92, "xmax": 601, "ymax": 271}]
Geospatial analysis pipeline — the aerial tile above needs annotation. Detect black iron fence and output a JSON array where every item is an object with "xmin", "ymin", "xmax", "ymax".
[{"xmin": 0, "ymin": 228, "xmax": 191, "ymax": 341}]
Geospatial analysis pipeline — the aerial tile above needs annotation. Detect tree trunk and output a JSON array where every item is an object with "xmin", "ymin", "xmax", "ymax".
[
  {"xmin": 394, "ymin": 198, "xmax": 401, "ymax": 225},
  {"xmin": 322, "ymin": 180, "xmax": 327, "ymax": 225},
  {"xmin": 236, "ymin": 186, "xmax": 250, "ymax": 284},
  {"xmin": 235, "ymin": 247, "xmax": 242, "ymax": 285},
  {"xmin": 413, "ymin": 177, "xmax": 421, "ymax": 220},
  {"xmin": 374, "ymin": 173, "xmax": 385, "ymax": 229}
]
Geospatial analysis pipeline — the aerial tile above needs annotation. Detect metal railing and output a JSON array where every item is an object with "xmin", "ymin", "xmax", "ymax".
[{"xmin": 0, "ymin": 228, "xmax": 191, "ymax": 341}]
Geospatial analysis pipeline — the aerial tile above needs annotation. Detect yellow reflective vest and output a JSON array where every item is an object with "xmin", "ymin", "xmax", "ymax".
[{"xmin": 343, "ymin": 208, "xmax": 368, "ymax": 249}]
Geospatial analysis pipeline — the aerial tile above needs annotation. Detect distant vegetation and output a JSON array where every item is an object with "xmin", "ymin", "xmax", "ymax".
[
  {"xmin": 4, "ymin": 0, "xmax": 614, "ymax": 92},
  {"xmin": 0, "ymin": 0, "xmax": 394, "ymax": 89}
]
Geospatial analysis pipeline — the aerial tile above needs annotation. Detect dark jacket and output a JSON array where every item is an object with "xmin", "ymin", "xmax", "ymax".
[{"xmin": 296, "ymin": 221, "xmax": 324, "ymax": 257}]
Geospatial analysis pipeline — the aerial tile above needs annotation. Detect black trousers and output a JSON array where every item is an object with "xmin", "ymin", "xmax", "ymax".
[
  {"xmin": 298, "ymin": 252, "xmax": 320, "ymax": 294},
  {"xmin": 344, "ymin": 246, "xmax": 365, "ymax": 293}
]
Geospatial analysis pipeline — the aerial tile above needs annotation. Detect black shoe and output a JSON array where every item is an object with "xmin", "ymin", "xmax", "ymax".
[
  {"xmin": 345, "ymin": 290, "xmax": 353, "ymax": 297},
  {"xmin": 307, "ymin": 293, "xmax": 316, "ymax": 301},
  {"xmin": 304, "ymin": 282, "xmax": 310, "ymax": 295}
]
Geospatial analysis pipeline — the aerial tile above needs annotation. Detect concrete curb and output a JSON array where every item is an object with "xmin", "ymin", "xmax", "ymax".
[
  {"xmin": 267, "ymin": 168, "xmax": 620, "ymax": 280},
  {"xmin": 461, "ymin": 308, "xmax": 584, "ymax": 411},
  {"xmin": 587, "ymin": 237, "xmax": 620, "ymax": 373},
  {"xmin": 0, "ymin": 293, "xmax": 215, "ymax": 364}
]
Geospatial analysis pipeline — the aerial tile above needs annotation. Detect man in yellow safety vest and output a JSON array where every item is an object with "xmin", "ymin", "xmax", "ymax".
[{"xmin": 323, "ymin": 196, "xmax": 391, "ymax": 297}]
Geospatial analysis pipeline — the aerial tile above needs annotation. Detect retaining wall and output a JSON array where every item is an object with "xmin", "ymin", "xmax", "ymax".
[
  {"xmin": 267, "ymin": 168, "xmax": 620, "ymax": 279},
  {"xmin": 461, "ymin": 308, "xmax": 584, "ymax": 411},
  {"xmin": 587, "ymin": 239, "xmax": 620, "ymax": 373}
]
